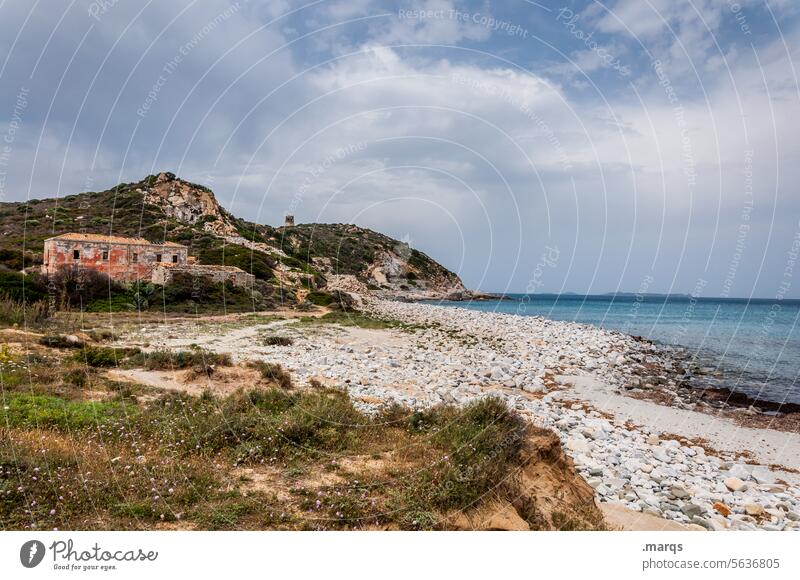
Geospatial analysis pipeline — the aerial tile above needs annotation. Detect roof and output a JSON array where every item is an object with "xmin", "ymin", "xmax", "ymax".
[{"xmin": 46, "ymin": 233, "xmax": 185, "ymax": 248}]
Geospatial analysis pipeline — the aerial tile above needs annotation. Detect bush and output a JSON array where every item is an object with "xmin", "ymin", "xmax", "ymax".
[
  {"xmin": 0, "ymin": 250, "xmax": 28, "ymax": 272},
  {"xmin": 247, "ymin": 361, "xmax": 293, "ymax": 389},
  {"xmin": 157, "ymin": 272, "xmax": 273, "ymax": 313},
  {"xmin": 127, "ymin": 348, "xmax": 232, "ymax": 370},
  {"xmin": 75, "ymin": 346, "xmax": 140, "ymax": 368},
  {"xmin": 40, "ymin": 334, "xmax": 84, "ymax": 349},
  {"xmin": 48, "ymin": 265, "xmax": 125, "ymax": 309},
  {"xmin": 262, "ymin": 335, "xmax": 293, "ymax": 346},
  {"xmin": 0, "ymin": 271, "xmax": 48, "ymax": 302},
  {"xmin": 305, "ymin": 291, "xmax": 334, "ymax": 306},
  {"xmin": 395, "ymin": 397, "xmax": 527, "ymax": 513},
  {"xmin": 64, "ymin": 367, "xmax": 90, "ymax": 388}
]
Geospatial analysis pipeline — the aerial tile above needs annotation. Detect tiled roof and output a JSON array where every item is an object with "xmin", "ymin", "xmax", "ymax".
[{"xmin": 46, "ymin": 233, "xmax": 185, "ymax": 247}]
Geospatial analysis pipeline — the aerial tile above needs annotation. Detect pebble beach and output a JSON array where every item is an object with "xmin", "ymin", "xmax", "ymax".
[{"xmin": 126, "ymin": 299, "xmax": 800, "ymax": 531}]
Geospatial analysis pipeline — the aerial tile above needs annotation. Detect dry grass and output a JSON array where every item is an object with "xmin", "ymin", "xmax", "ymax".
[{"xmin": 0, "ymin": 337, "xmax": 605, "ymax": 531}]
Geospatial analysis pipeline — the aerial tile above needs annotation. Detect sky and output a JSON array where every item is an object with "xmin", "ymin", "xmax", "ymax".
[{"xmin": 0, "ymin": 0, "xmax": 798, "ymax": 298}]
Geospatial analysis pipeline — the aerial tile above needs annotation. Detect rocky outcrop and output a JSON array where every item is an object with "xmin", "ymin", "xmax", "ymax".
[{"xmin": 139, "ymin": 172, "xmax": 239, "ymax": 237}]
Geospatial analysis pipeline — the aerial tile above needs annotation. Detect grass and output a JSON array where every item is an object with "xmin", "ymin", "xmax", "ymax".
[
  {"xmin": 0, "ymin": 393, "xmax": 133, "ymax": 431},
  {"xmin": 247, "ymin": 361, "xmax": 293, "ymax": 389},
  {"xmin": 0, "ymin": 293, "xmax": 50, "ymax": 326},
  {"xmin": 0, "ymin": 338, "xmax": 604, "ymax": 531},
  {"xmin": 126, "ymin": 348, "xmax": 232, "ymax": 370},
  {"xmin": 262, "ymin": 335, "xmax": 293, "ymax": 347},
  {"xmin": 296, "ymin": 310, "xmax": 399, "ymax": 330},
  {"xmin": 74, "ymin": 346, "xmax": 141, "ymax": 368}
]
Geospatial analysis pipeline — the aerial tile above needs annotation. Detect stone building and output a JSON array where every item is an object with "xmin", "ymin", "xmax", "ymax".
[
  {"xmin": 151, "ymin": 263, "xmax": 255, "ymax": 288},
  {"xmin": 284, "ymin": 215, "xmax": 295, "ymax": 227},
  {"xmin": 42, "ymin": 233, "xmax": 255, "ymax": 288},
  {"xmin": 42, "ymin": 233, "xmax": 188, "ymax": 282}
]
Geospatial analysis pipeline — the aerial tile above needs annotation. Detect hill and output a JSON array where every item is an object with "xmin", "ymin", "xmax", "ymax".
[{"xmin": 0, "ymin": 172, "xmax": 466, "ymax": 305}]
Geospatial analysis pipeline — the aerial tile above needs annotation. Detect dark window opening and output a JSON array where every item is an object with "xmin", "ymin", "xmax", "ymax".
[
  {"xmin": 102, "ymin": 250, "xmax": 109, "ymax": 260},
  {"xmin": 172, "ymin": 254, "xmax": 178, "ymax": 263},
  {"xmin": 73, "ymin": 250, "xmax": 80, "ymax": 260},
  {"xmin": 132, "ymin": 253, "xmax": 138, "ymax": 263},
  {"xmin": 156, "ymin": 254, "xmax": 162, "ymax": 262}
]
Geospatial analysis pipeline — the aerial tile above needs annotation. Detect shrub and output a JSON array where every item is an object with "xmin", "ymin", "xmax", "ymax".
[
  {"xmin": 86, "ymin": 328, "xmax": 117, "ymax": 342},
  {"xmin": 64, "ymin": 367, "xmax": 90, "ymax": 388},
  {"xmin": 305, "ymin": 291, "xmax": 333, "ymax": 306},
  {"xmin": 48, "ymin": 265, "xmax": 125, "ymax": 309},
  {"xmin": 262, "ymin": 335, "xmax": 293, "ymax": 346},
  {"xmin": 127, "ymin": 348, "xmax": 232, "ymax": 370},
  {"xmin": 75, "ymin": 346, "xmax": 139, "ymax": 368},
  {"xmin": 40, "ymin": 334, "xmax": 84, "ymax": 349},
  {"xmin": 396, "ymin": 397, "xmax": 527, "ymax": 513},
  {"xmin": 0, "ymin": 271, "xmax": 48, "ymax": 302},
  {"xmin": 247, "ymin": 361, "xmax": 293, "ymax": 389}
]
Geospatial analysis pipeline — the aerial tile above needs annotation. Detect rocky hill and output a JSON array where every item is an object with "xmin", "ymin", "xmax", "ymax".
[{"xmin": 0, "ymin": 172, "xmax": 466, "ymax": 301}]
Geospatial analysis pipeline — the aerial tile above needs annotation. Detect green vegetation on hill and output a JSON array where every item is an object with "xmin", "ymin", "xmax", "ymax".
[
  {"xmin": 0, "ymin": 178, "xmax": 280, "ymax": 283},
  {"xmin": 276, "ymin": 223, "xmax": 460, "ymax": 285},
  {"xmin": 0, "ymin": 173, "xmax": 463, "ymax": 300}
]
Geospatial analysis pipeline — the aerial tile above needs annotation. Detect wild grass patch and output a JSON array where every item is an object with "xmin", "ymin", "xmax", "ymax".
[
  {"xmin": 126, "ymin": 348, "xmax": 232, "ymax": 370},
  {"xmin": 247, "ymin": 361, "xmax": 293, "ymax": 389},
  {"xmin": 1, "ymin": 346, "xmax": 602, "ymax": 531}
]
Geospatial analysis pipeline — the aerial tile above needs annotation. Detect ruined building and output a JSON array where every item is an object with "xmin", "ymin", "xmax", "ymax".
[
  {"xmin": 42, "ymin": 233, "xmax": 254, "ymax": 287},
  {"xmin": 284, "ymin": 215, "xmax": 295, "ymax": 227}
]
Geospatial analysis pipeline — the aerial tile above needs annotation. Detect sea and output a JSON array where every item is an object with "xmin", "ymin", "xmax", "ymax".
[{"xmin": 427, "ymin": 294, "xmax": 800, "ymax": 405}]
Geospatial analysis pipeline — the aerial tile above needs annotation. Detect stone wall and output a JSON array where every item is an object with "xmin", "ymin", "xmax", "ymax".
[{"xmin": 151, "ymin": 264, "xmax": 255, "ymax": 287}]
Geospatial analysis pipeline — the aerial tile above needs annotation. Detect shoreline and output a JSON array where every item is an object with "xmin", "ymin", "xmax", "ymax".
[
  {"xmin": 417, "ymin": 297, "xmax": 800, "ymax": 410},
  {"xmin": 117, "ymin": 298, "xmax": 800, "ymax": 531}
]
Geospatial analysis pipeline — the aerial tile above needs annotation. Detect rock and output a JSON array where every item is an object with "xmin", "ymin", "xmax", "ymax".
[
  {"xmin": 670, "ymin": 485, "xmax": 690, "ymax": 499},
  {"xmin": 566, "ymin": 437, "xmax": 591, "ymax": 454},
  {"xmin": 730, "ymin": 519, "xmax": 757, "ymax": 531},
  {"xmin": 712, "ymin": 502, "xmax": 732, "ymax": 517},
  {"xmin": 728, "ymin": 464, "xmax": 751, "ymax": 481},
  {"xmin": 521, "ymin": 383, "xmax": 544, "ymax": 394},
  {"xmin": 744, "ymin": 503, "xmax": 764, "ymax": 517},
  {"xmin": 646, "ymin": 435, "xmax": 660, "ymax": 445},
  {"xmin": 786, "ymin": 511, "xmax": 800, "ymax": 522},
  {"xmin": 691, "ymin": 516, "xmax": 714, "ymax": 530},
  {"xmin": 751, "ymin": 468, "xmax": 776, "ymax": 485},
  {"xmin": 681, "ymin": 503, "xmax": 704, "ymax": 518},
  {"xmin": 724, "ymin": 477, "xmax": 747, "ymax": 492}
]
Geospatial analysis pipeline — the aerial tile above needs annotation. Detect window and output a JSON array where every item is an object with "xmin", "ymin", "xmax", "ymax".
[
  {"xmin": 132, "ymin": 253, "xmax": 138, "ymax": 263},
  {"xmin": 172, "ymin": 254, "xmax": 178, "ymax": 263},
  {"xmin": 73, "ymin": 249, "xmax": 80, "ymax": 260},
  {"xmin": 102, "ymin": 250, "xmax": 109, "ymax": 260},
  {"xmin": 156, "ymin": 254, "xmax": 162, "ymax": 262}
]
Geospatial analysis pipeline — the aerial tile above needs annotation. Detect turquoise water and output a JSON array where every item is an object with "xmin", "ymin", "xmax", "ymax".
[{"xmin": 428, "ymin": 294, "xmax": 800, "ymax": 404}]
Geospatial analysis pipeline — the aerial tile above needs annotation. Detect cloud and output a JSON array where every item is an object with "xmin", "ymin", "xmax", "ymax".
[{"xmin": 0, "ymin": 0, "xmax": 798, "ymax": 296}]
